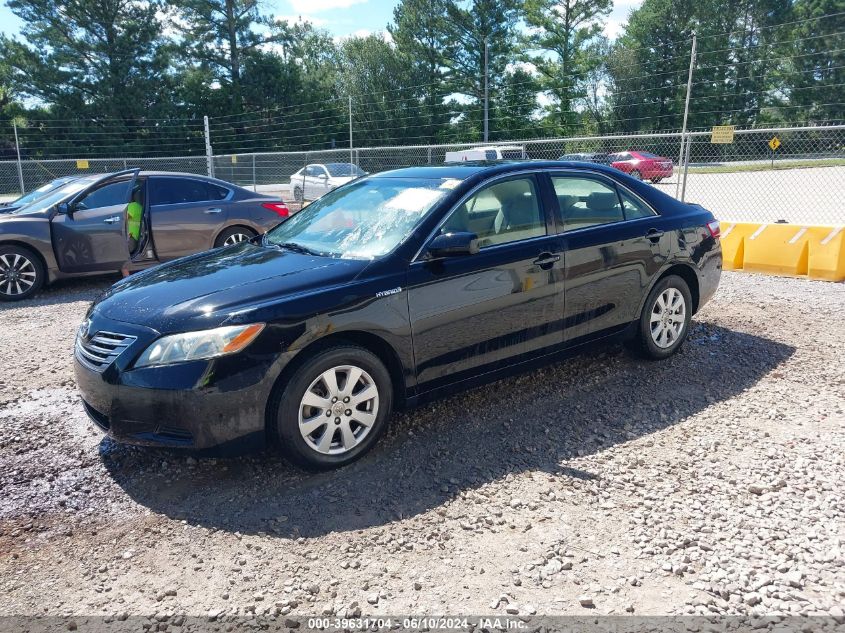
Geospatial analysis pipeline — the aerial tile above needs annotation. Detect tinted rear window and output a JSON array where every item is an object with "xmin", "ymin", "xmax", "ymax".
[{"xmin": 150, "ymin": 178, "xmax": 228, "ymax": 205}]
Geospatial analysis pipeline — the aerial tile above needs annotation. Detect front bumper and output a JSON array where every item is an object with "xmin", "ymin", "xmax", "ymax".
[{"xmin": 74, "ymin": 313, "xmax": 281, "ymax": 453}]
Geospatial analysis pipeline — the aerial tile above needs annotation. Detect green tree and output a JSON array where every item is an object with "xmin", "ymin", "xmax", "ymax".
[
  {"xmin": 389, "ymin": 0, "xmax": 451, "ymax": 142},
  {"xmin": 522, "ymin": 0, "xmax": 611, "ymax": 132},
  {"xmin": 442, "ymin": 0, "xmax": 520, "ymax": 138},
  {"xmin": 171, "ymin": 0, "xmax": 292, "ymax": 114}
]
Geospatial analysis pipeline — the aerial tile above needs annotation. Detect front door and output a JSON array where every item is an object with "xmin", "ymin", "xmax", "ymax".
[
  {"xmin": 51, "ymin": 176, "xmax": 135, "ymax": 273},
  {"xmin": 407, "ymin": 174, "xmax": 565, "ymax": 393},
  {"xmin": 549, "ymin": 172, "xmax": 668, "ymax": 344}
]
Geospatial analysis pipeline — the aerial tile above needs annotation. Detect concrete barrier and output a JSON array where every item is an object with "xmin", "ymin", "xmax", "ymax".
[{"xmin": 719, "ymin": 221, "xmax": 845, "ymax": 282}]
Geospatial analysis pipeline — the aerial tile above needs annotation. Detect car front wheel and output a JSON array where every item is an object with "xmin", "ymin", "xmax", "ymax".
[
  {"xmin": 630, "ymin": 169, "xmax": 643, "ymax": 181},
  {"xmin": 636, "ymin": 275, "xmax": 692, "ymax": 359},
  {"xmin": 0, "ymin": 245, "xmax": 45, "ymax": 301},
  {"xmin": 272, "ymin": 345, "xmax": 393, "ymax": 469}
]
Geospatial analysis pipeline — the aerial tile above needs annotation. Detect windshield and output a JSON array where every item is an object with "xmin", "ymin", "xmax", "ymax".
[
  {"xmin": 264, "ymin": 177, "xmax": 454, "ymax": 259},
  {"xmin": 325, "ymin": 163, "xmax": 365, "ymax": 177},
  {"xmin": 10, "ymin": 178, "xmax": 74, "ymax": 207},
  {"xmin": 636, "ymin": 151, "xmax": 661, "ymax": 159},
  {"xmin": 13, "ymin": 179, "xmax": 93, "ymax": 215}
]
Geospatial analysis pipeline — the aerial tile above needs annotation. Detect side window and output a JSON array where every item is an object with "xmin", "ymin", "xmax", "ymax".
[
  {"xmin": 75, "ymin": 181, "xmax": 130, "ymax": 211},
  {"xmin": 552, "ymin": 177, "xmax": 624, "ymax": 231},
  {"xmin": 441, "ymin": 177, "xmax": 545, "ymax": 248},
  {"xmin": 619, "ymin": 189, "xmax": 656, "ymax": 220},
  {"xmin": 207, "ymin": 183, "xmax": 230, "ymax": 201},
  {"xmin": 150, "ymin": 178, "xmax": 215, "ymax": 206},
  {"xmin": 484, "ymin": 150, "xmax": 497, "ymax": 160},
  {"xmin": 305, "ymin": 166, "xmax": 319, "ymax": 177}
]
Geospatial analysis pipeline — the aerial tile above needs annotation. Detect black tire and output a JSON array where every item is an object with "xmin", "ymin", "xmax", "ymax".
[
  {"xmin": 630, "ymin": 169, "xmax": 643, "ymax": 181},
  {"xmin": 271, "ymin": 346, "xmax": 393, "ymax": 470},
  {"xmin": 635, "ymin": 275, "xmax": 692, "ymax": 360},
  {"xmin": 293, "ymin": 186, "xmax": 303, "ymax": 203},
  {"xmin": 0, "ymin": 245, "xmax": 45, "ymax": 302},
  {"xmin": 651, "ymin": 177, "xmax": 663, "ymax": 183},
  {"xmin": 214, "ymin": 226, "xmax": 256, "ymax": 248}
]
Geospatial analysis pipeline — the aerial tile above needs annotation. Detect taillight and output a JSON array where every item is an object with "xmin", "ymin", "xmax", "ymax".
[
  {"xmin": 706, "ymin": 219, "xmax": 720, "ymax": 239},
  {"xmin": 262, "ymin": 202, "xmax": 289, "ymax": 217}
]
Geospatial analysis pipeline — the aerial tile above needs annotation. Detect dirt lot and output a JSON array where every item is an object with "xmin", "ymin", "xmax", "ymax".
[{"xmin": 0, "ymin": 272, "xmax": 843, "ymax": 624}]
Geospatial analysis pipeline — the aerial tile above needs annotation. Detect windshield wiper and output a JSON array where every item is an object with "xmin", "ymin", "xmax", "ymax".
[{"xmin": 275, "ymin": 241, "xmax": 322, "ymax": 256}]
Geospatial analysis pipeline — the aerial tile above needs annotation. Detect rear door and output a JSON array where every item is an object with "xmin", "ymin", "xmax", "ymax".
[
  {"xmin": 51, "ymin": 173, "xmax": 137, "ymax": 273},
  {"xmin": 549, "ymin": 171, "xmax": 668, "ymax": 344},
  {"xmin": 148, "ymin": 176, "xmax": 232, "ymax": 259}
]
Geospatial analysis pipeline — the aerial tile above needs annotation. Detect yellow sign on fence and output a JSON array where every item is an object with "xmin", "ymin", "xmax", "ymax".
[
  {"xmin": 769, "ymin": 136, "xmax": 781, "ymax": 151},
  {"xmin": 76, "ymin": 159, "xmax": 89, "ymax": 169},
  {"xmin": 711, "ymin": 125, "xmax": 735, "ymax": 144},
  {"xmin": 231, "ymin": 155, "xmax": 238, "ymax": 164}
]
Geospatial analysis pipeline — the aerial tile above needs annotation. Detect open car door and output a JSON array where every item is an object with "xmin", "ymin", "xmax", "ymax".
[{"xmin": 51, "ymin": 170, "xmax": 139, "ymax": 273}]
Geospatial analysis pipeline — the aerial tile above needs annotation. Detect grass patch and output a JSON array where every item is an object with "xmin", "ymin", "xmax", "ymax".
[{"xmin": 688, "ymin": 158, "xmax": 845, "ymax": 174}]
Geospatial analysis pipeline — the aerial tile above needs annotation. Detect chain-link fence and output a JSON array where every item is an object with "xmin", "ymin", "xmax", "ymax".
[{"xmin": 1, "ymin": 125, "xmax": 843, "ymax": 225}]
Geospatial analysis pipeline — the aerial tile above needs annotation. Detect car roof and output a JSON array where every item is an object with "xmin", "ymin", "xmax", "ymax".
[{"xmin": 374, "ymin": 160, "xmax": 621, "ymax": 180}]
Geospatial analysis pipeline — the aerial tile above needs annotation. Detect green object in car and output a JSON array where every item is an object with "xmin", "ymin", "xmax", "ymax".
[{"xmin": 127, "ymin": 201, "xmax": 142, "ymax": 240}]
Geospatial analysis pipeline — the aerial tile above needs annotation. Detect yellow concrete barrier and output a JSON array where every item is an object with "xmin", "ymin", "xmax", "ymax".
[
  {"xmin": 808, "ymin": 226, "xmax": 845, "ymax": 282},
  {"xmin": 743, "ymin": 224, "xmax": 813, "ymax": 276},
  {"xmin": 719, "ymin": 222, "xmax": 845, "ymax": 282},
  {"xmin": 719, "ymin": 222, "xmax": 759, "ymax": 270}
]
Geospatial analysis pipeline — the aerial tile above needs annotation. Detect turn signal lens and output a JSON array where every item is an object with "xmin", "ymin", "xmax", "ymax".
[
  {"xmin": 706, "ymin": 220, "xmax": 721, "ymax": 239},
  {"xmin": 222, "ymin": 323, "xmax": 265, "ymax": 353}
]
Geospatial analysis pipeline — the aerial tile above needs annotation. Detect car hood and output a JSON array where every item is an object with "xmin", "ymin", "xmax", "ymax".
[{"xmin": 93, "ymin": 242, "xmax": 370, "ymax": 333}]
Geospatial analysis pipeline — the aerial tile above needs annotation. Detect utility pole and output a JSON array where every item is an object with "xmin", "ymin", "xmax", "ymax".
[
  {"xmin": 203, "ymin": 115, "xmax": 214, "ymax": 178},
  {"xmin": 349, "ymin": 95, "xmax": 354, "ymax": 166},
  {"xmin": 483, "ymin": 39, "xmax": 489, "ymax": 143},
  {"xmin": 675, "ymin": 32, "xmax": 697, "ymax": 199},
  {"xmin": 12, "ymin": 120, "xmax": 25, "ymax": 195}
]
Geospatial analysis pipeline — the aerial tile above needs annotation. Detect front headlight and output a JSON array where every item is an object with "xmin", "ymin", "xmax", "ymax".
[{"xmin": 134, "ymin": 323, "xmax": 265, "ymax": 368}]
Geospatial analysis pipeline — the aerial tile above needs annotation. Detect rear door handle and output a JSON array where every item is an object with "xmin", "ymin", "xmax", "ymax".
[
  {"xmin": 103, "ymin": 216, "xmax": 121, "ymax": 224},
  {"xmin": 533, "ymin": 252, "xmax": 561, "ymax": 269},
  {"xmin": 646, "ymin": 228, "xmax": 665, "ymax": 242},
  {"xmin": 204, "ymin": 208, "xmax": 223, "ymax": 214}
]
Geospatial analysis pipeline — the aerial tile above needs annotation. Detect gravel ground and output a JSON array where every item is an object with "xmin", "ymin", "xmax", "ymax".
[{"xmin": 0, "ymin": 272, "xmax": 843, "ymax": 625}]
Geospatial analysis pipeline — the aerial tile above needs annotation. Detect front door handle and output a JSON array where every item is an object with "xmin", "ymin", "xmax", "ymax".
[
  {"xmin": 204, "ymin": 208, "xmax": 223, "ymax": 214},
  {"xmin": 646, "ymin": 228, "xmax": 665, "ymax": 242},
  {"xmin": 533, "ymin": 252, "xmax": 561, "ymax": 269},
  {"xmin": 103, "ymin": 216, "xmax": 121, "ymax": 224}
]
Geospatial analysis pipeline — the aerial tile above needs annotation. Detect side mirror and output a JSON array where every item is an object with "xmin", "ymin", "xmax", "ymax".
[
  {"xmin": 56, "ymin": 201, "xmax": 72, "ymax": 215},
  {"xmin": 427, "ymin": 231, "xmax": 479, "ymax": 258}
]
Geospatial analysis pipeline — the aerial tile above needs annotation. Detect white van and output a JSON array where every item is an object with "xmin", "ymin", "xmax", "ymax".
[{"xmin": 444, "ymin": 145, "xmax": 526, "ymax": 162}]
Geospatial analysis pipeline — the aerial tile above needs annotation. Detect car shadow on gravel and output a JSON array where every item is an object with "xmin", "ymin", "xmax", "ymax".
[{"xmin": 101, "ymin": 322, "xmax": 794, "ymax": 538}]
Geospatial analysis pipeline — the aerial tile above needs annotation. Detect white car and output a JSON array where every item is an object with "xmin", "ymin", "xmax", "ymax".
[
  {"xmin": 289, "ymin": 163, "xmax": 367, "ymax": 202},
  {"xmin": 444, "ymin": 145, "xmax": 526, "ymax": 162}
]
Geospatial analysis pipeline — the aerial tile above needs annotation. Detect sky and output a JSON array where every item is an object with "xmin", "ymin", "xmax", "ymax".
[{"xmin": 0, "ymin": 0, "xmax": 644, "ymax": 41}]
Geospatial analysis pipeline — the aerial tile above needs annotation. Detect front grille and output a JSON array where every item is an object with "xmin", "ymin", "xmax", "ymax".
[{"xmin": 75, "ymin": 330, "xmax": 137, "ymax": 372}]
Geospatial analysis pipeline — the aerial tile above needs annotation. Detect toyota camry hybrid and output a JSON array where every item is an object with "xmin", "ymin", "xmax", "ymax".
[{"xmin": 75, "ymin": 161, "xmax": 722, "ymax": 469}]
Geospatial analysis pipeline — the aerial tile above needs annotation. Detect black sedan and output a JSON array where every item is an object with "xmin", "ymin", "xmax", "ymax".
[
  {"xmin": 0, "ymin": 169, "xmax": 289, "ymax": 301},
  {"xmin": 75, "ymin": 161, "xmax": 722, "ymax": 468}
]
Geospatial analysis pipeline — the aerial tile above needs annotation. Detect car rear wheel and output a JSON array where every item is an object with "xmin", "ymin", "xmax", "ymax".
[
  {"xmin": 215, "ymin": 226, "xmax": 256, "ymax": 248},
  {"xmin": 635, "ymin": 275, "xmax": 692, "ymax": 360},
  {"xmin": 0, "ymin": 245, "xmax": 45, "ymax": 302},
  {"xmin": 293, "ymin": 186, "xmax": 303, "ymax": 203},
  {"xmin": 272, "ymin": 346, "xmax": 392, "ymax": 469},
  {"xmin": 630, "ymin": 169, "xmax": 643, "ymax": 181},
  {"xmin": 651, "ymin": 177, "xmax": 663, "ymax": 183}
]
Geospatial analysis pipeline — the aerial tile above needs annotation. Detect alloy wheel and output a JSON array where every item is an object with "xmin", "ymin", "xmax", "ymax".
[
  {"xmin": 223, "ymin": 232, "xmax": 250, "ymax": 246},
  {"xmin": 0, "ymin": 253, "xmax": 37, "ymax": 297},
  {"xmin": 298, "ymin": 364, "xmax": 379, "ymax": 455},
  {"xmin": 650, "ymin": 287, "xmax": 686, "ymax": 348}
]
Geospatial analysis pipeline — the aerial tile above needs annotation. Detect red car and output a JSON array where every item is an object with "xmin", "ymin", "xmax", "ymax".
[{"xmin": 609, "ymin": 151, "xmax": 674, "ymax": 183}]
